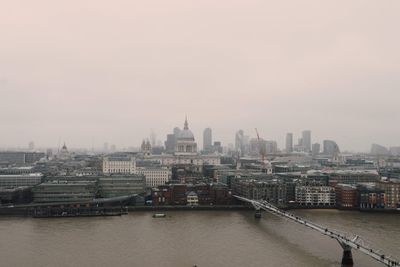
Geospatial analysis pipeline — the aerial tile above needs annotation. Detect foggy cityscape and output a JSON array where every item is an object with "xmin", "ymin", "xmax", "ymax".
[{"xmin": 1, "ymin": 1, "xmax": 399, "ymax": 267}]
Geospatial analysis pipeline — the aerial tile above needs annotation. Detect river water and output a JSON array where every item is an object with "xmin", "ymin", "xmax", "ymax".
[{"xmin": 0, "ymin": 210, "xmax": 398, "ymax": 267}]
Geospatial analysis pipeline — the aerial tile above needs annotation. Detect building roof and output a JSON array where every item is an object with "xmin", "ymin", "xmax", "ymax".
[{"xmin": 177, "ymin": 117, "xmax": 195, "ymax": 140}]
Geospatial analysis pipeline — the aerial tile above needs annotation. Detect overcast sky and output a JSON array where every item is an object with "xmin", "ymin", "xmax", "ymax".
[{"xmin": 1, "ymin": 0, "xmax": 399, "ymax": 152}]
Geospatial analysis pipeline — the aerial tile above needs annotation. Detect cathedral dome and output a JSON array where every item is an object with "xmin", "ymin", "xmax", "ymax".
[
  {"xmin": 178, "ymin": 129, "xmax": 195, "ymax": 140},
  {"xmin": 177, "ymin": 117, "xmax": 195, "ymax": 141}
]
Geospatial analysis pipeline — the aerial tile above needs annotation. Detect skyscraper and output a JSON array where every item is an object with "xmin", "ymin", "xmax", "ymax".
[
  {"xmin": 286, "ymin": 133, "xmax": 293, "ymax": 153},
  {"xmin": 323, "ymin": 140, "xmax": 339, "ymax": 155},
  {"xmin": 28, "ymin": 141, "xmax": 35, "ymax": 150},
  {"xmin": 302, "ymin": 130, "xmax": 311, "ymax": 152},
  {"xmin": 203, "ymin": 128, "xmax": 212, "ymax": 152},
  {"xmin": 235, "ymin": 130, "xmax": 244, "ymax": 155},
  {"xmin": 312, "ymin": 143, "xmax": 320, "ymax": 157}
]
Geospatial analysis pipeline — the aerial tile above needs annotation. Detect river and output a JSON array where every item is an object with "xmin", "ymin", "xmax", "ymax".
[{"xmin": 0, "ymin": 210, "xmax": 398, "ymax": 267}]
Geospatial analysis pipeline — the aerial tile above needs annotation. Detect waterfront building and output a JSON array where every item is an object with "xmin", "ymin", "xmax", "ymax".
[
  {"xmin": 32, "ymin": 180, "xmax": 97, "ymax": 203},
  {"xmin": 335, "ymin": 184, "xmax": 358, "ymax": 209},
  {"xmin": 295, "ymin": 186, "xmax": 336, "ymax": 207},
  {"xmin": 0, "ymin": 173, "xmax": 43, "ymax": 188},
  {"xmin": 378, "ymin": 180, "xmax": 400, "ymax": 209},
  {"xmin": 136, "ymin": 167, "xmax": 171, "ymax": 187},
  {"xmin": 98, "ymin": 175, "xmax": 145, "ymax": 198},
  {"xmin": 0, "ymin": 187, "xmax": 32, "ymax": 204},
  {"xmin": 232, "ymin": 178, "xmax": 287, "ymax": 205},
  {"xmin": 186, "ymin": 191, "xmax": 199, "ymax": 206},
  {"xmin": 102, "ymin": 154, "xmax": 136, "ymax": 174},
  {"xmin": 358, "ymin": 184, "xmax": 386, "ymax": 210},
  {"xmin": 302, "ymin": 130, "xmax": 312, "ymax": 153},
  {"xmin": 203, "ymin": 128, "xmax": 212, "ymax": 152},
  {"xmin": 151, "ymin": 183, "xmax": 232, "ymax": 206},
  {"xmin": 286, "ymin": 133, "xmax": 293, "ymax": 153}
]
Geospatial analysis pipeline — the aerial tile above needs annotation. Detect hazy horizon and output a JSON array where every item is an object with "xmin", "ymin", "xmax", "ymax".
[{"xmin": 1, "ymin": 1, "xmax": 400, "ymax": 152}]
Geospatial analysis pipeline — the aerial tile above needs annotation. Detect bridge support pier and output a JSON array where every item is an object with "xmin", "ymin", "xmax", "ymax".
[
  {"xmin": 254, "ymin": 208, "xmax": 262, "ymax": 219},
  {"xmin": 339, "ymin": 242, "xmax": 353, "ymax": 267}
]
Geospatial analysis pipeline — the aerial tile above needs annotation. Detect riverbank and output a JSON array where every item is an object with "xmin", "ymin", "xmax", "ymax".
[{"xmin": 0, "ymin": 204, "xmax": 398, "ymax": 217}]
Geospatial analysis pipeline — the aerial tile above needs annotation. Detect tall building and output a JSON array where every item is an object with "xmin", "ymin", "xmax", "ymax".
[
  {"xmin": 235, "ymin": 130, "xmax": 249, "ymax": 156},
  {"xmin": 312, "ymin": 143, "xmax": 320, "ymax": 157},
  {"xmin": 103, "ymin": 142, "xmax": 109, "ymax": 152},
  {"xmin": 265, "ymin": 141, "xmax": 278, "ymax": 154},
  {"xmin": 302, "ymin": 130, "xmax": 311, "ymax": 152},
  {"xmin": 323, "ymin": 140, "xmax": 339, "ymax": 156},
  {"xmin": 286, "ymin": 133, "xmax": 293, "ymax": 153},
  {"xmin": 28, "ymin": 141, "xmax": 35, "ymax": 151},
  {"xmin": 203, "ymin": 128, "xmax": 212, "ymax": 152},
  {"xmin": 110, "ymin": 144, "xmax": 116, "ymax": 152},
  {"xmin": 371, "ymin": 144, "xmax": 389, "ymax": 156},
  {"xmin": 164, "ymin": 127, "xmax": 181, "ymax": 154}
]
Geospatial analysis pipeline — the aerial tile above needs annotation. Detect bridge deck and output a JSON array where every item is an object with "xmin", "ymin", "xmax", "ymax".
[{"xmin": 234, "ymin": 195, "xmax": 399, "ymax": 267}]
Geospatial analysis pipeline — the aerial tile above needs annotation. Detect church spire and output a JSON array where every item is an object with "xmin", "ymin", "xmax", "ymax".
[{"xmin": 184, "ymin": 116, "xmax": 189, "ymax": 130}]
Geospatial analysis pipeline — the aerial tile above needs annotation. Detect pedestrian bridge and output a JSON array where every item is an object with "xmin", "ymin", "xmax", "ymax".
[{"xmin": 234, "ymin": 195, "xmax": 399, "ymax": 267}]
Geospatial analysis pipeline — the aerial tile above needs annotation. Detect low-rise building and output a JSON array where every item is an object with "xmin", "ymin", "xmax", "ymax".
[
  {"xmin": 151, "ymin": 183, "xmax": 233, "ymax": 206},
  {"xmin": 295, "ymin": 186, "xmax": 336, "ymax": 207},
  {"xmin": 187, "ymin": 191, "xmax": 199, "ymax": 206},
  {"xmin": 98, "ymin": 175, "xmax": 145, "ymax": 198},
  {"xmin": 32, "ymin": 180, "xmax": 97, "ymax": 203},
  {"xmin": 136, "ymin": 167, "xmax": 171, "ymax": 188},
  {"xmin": 102, "ymin": 154, "xmax": 136, "ymax": 174},
  {"xmin": 0, "ymin": 152, "xmax": 45, "ymax": 166},
  {"xmin": 325, "ymin": 170, "xmax": 380, "ymax": 185},
  {"xmin": 0, "ymin": 173, "xmax": 43, "ymax": 188}
]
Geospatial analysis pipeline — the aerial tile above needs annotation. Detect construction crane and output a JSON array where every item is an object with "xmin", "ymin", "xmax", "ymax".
[{"xmin": 255, "ymin": 128, "xmax": 267, "ymax": 172}]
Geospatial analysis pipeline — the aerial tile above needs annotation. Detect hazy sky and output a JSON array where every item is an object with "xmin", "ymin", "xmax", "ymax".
[{"xmin": 1, "ymin": 0, "xmax": 399, "ymax": 152}]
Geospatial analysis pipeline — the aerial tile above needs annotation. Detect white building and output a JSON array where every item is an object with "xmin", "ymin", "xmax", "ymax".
[
  {"xmin": 174, "ymin": 117, "xmax": 198, "ymax": 156},
  {"xmin": 295, "ymin": 186, "xmax": 336, "ymax": 207},
  {"xmin": 187, "ymin": 191, "xmax": 199, "ymax": 206},
  {"xmin": 103, "ymin": 155, "xmax": 171, "ymax": 187},
  {"xmin": 102, "ymin": 155, "xmax": 136, "ymax": 174},
  {"xmin": 136, "ymin": 167, "xmax": 171, "ymax": 188},
  {"xmin": 152, "ymin": 154, "xmax": 220, "ymax": 166}
]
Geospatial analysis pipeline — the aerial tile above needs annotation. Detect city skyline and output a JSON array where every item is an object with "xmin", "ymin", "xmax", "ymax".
[{"xmin": 1, "ymin": 123, "xmax": 398, "ymax": 154}]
